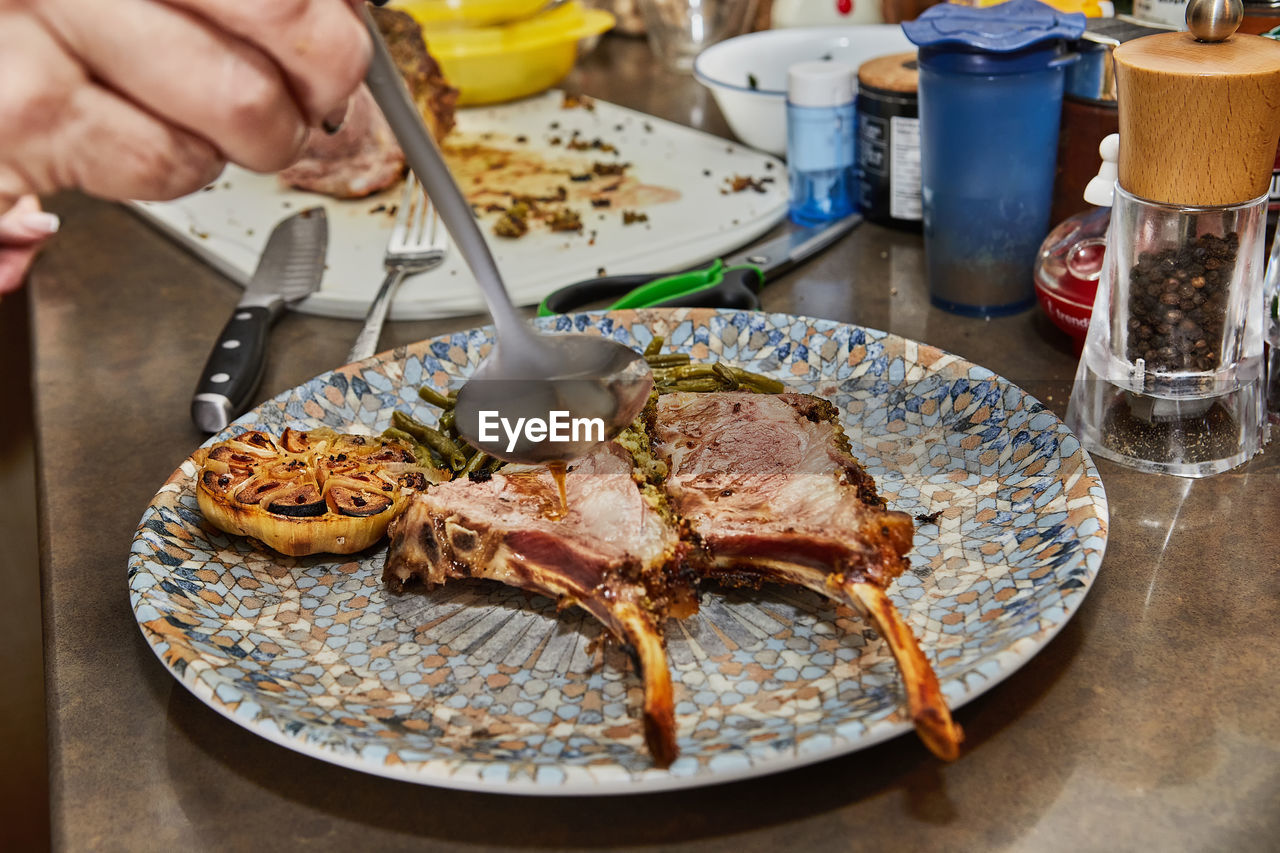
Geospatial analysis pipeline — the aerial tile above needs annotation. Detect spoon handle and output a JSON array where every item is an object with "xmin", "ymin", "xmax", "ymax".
[{"xmin": 360, "ymin": 6, "xmax": 532, "ymax": 343}]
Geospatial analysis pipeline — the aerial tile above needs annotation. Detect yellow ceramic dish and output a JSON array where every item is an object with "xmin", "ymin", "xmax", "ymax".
[
  {"xmin": 392, "ymin": 0, "xmax": 552, "ymax": 28},
  {"xmin": 401, "ymin": 1, "xmax": 616, "ymax": 105}
]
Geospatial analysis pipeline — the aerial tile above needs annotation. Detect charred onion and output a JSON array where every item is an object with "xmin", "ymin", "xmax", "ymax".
[{"xmin": 194, "ymin": 427, "xmax": 447, "ymax": 556}]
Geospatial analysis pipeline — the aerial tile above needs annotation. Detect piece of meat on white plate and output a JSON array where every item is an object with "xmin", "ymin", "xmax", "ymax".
[
  {"xmin": 279, "ymin": 6, "xmax": 458, "ymax": 199},
  {"xmin": 279, "ymin": 85, "xmax": 406, "ymax": 199},
  {"xmin": 652, "ymin": 390, "xmax": 964, "ymax": 761}
]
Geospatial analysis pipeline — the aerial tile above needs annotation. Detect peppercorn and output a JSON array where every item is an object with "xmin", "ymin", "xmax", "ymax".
[{"xmin": 1125, "ymin": 232, "xmax": 1237, "ymax": 372}]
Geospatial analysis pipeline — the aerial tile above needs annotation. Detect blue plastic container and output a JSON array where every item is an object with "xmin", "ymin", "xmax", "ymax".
[
  {"xmin": 904, "ymin": 0, "xmax": 1085, "ymax": 317},
  {"xmin": 786, "ymin": 61, "xmax": 857, "ymax": 226},
  {"xmin": 787, "ymin": 102, "xmax": 856, "ymax": 225}
]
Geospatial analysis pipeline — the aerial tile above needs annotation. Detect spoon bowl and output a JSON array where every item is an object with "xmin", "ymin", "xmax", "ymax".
[{"xmin": 453, "ymin": 333, "xmax": 654, "ymax": 463}]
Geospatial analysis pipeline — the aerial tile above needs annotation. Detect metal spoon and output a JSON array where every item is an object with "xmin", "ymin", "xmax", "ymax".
[{"xmin": 360, "ymin": 6, "xmax": 652, "ymax": 464}]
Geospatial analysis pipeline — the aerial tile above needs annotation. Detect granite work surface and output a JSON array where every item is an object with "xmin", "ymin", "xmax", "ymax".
[{"xmin": 15, "ymin": 34, "xmax": 1280, "ymax": 852}]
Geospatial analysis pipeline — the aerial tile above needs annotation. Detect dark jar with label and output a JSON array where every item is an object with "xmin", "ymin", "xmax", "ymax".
[{"xmin": 856, "ymin": 52, "xmax": 922, "ymax": 231}]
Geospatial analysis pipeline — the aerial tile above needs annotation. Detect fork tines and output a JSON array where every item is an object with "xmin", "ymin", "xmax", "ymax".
[{"xmin": 390, "ymin": 172, "xmax": 441, "ymax": 261}]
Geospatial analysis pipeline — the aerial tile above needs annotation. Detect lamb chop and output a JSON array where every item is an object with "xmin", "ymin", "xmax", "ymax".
[
  {"xmin": 650, "ymin": 391, "xmax": 963, "ymax": 761},
  {"xmin": 383, "ymin": 422, "xmax": 693, "ymax": 767},
  {"xmin": 280, "ymin": 7, "xmax": 457, "ymax": 199}
]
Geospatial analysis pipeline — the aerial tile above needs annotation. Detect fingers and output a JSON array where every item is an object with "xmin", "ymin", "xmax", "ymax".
[
  {"xmin": 0, "ymin": 244, "xmax": 39, "ymax": 295},
  {"xmin": 34, "ymin": 0, "xmax": 312, "ymax": 173},
  {"xmin": 0, "ymin": 196, "xmax": 52, "ymax": 295},
  {"xmin": 0, "ymin": 196, "xmax": 59, "ymax": 245},
  {"xmin": 0, "ymin": 12, "xmax": 226, "ymax": 204},
  {"xmin": 158, "ymin": 0, "xmax": 371, "ymax": 126},
  {"xmin": 0, "ymin": 10, "xmax": 79, "ymax": 209},
  {"xmin": 60, "ymin": 82, "xmax": 228, "ymax": 202},
  {"xmin": 2, "ymin": 0, "xmax": 367, "ymax": 206}
]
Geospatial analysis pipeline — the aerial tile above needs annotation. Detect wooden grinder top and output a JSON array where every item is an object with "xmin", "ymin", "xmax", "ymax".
[{"xmin": 1113, "ymin": 32, "xmax": 1280, "ymax": 206}]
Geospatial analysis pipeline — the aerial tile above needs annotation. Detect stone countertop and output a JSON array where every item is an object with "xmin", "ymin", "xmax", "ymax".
[{"xmin": 17, "ymin": 34, "xmax": 1279, "ymax": 853}]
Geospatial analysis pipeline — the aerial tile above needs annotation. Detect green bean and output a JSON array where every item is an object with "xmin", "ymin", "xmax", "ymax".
[
  {"xmin": 417, "ymin": 386, "xmax": 455, "ymax": 411},
  {"xmin": 382, "ymin": 427, "xmax": 437, "ymax": 466},
  {"xmin": 650, "ymin": 360, "xmax": 786, "ymax": 396},
  {"xmin": 382, "ymin": 426, "xmax": 416, "ymax": 445},
  {"xmin": 391, "ymin": 410, "xmax": 433, "ymax": 437},
  {"xmin": 712, "ymin": 362, "xmax": 740, "ymax": 389},
  {"xmin": 391, "ymin": 409, "xmax": 424, "ymax": 435},
  {"xmin": 666, "ymin": 377, "xmax": 723, "ymax": 393},
  {"xmin": 731, "ymin": 368, "xmax": 786, "ymax": 394},
  {"xmin": 391, "ymin": 411, "xmax": 467, "ymax": 470},
  {"xmin": 461, "ymin": 449, "xmax": 495, "ymax": 477},
  {"xmin": 645, "ymin": 353, "xmax": 692, "ymax": 367},
  {"xmin": 653, "ymin": 363, "xmax": 718, "ymax": 380},
  {"xmin": 439, "ymin": 409, "xmax": 456, "ymax": 435},
  {"xmin": 643, "ymin": 336, "xmax": 665, "ymax": 357}
]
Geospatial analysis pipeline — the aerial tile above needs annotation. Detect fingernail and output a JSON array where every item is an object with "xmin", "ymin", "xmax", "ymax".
[
  {"xmin": 21, "ymin": 211, "xmax": 60, "ymax": 236},
  {"xmin": 322, "ymin": 100, "xmax": 349, "ymax": 135}
]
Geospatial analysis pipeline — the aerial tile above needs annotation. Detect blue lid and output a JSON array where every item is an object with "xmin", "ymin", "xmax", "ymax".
[{"xmin": 902, "ymin": 0, "xmax": 1085, "ymax": 53}]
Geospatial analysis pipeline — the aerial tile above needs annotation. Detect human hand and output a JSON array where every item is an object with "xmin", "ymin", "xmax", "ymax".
[
  {"xmin": 0, "ymin": 0, "xmax": 372, "ymax": 216},
  {"xmin": 0, "ymin": 195, "xmax": 59, "ymax": 295}
]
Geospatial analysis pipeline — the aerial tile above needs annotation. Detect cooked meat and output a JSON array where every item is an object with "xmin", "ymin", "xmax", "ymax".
[
  {"xmin": 370, "ymin": 5, "xmax": 458, "ymax": 141},
  {"xmin": 653, "ymin": 392, "xmax": 911, "ymax": 585},
  {"xmin": 384, "ymin": 423, "xmax": 693, "ymax": 767},
  {"xmin": 651, "ymin": 391, "xmax": 963, "ymax": 761},
  {"xmin": 278, "ymin": 85, "xmax": 406, "ymax": 199},
  {"xmin": 279, "ymin": 7, "xmax": 458, "ymax": 199}
]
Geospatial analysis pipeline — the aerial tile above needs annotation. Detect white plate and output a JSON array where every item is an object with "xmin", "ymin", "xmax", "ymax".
[{"xmin": 131, "ymin": 92, "xmax": 788, "ymax": 320}]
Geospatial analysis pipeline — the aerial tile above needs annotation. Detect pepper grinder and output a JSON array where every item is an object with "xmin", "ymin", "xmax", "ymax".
[{"xmin": 1065, "ymin": 1, "xmax": 1280, "ymax": 477}]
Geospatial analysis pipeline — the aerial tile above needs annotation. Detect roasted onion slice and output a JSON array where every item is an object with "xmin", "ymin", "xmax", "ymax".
[{"xmin": 193, "ymin": 428, "xmax": 447, "ymax": 556}]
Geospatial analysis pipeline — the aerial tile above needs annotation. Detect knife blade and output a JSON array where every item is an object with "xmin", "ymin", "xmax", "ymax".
[
  {"xmin": 537, "ymin": 212, "xmax": 863, "ymax": 315},
  {"xmin": 191, "ymin": 207, "xmax": 328, "ymax": 433},
  {"xmin": 721, "ymin": 212, "xmax": 863, "ymax": 280}
]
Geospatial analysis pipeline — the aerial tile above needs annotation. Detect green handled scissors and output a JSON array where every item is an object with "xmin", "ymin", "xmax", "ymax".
[{"xmin": 537, "ymin": 212, "xmax": 863, "ymax": 316}]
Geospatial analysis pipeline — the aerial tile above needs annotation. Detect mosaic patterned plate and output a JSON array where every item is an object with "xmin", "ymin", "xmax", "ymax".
[{"xmin": 129, "ymin": 308, "xmax": 1107, "ymax": 795}]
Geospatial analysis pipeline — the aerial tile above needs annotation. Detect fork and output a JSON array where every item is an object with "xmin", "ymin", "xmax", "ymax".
[{"xmin": 347, "ymin": 173, "xmax": 447, "ymax": 363}]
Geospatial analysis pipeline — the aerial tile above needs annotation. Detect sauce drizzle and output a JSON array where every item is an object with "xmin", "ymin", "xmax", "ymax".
[{"xmin": 547, "ymin": 461, "xmax": 569, "ymax": 520}]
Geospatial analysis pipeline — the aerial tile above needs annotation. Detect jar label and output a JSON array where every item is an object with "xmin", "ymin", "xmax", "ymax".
[
  {"xmin": 890, "ymin": 116, "xmax": 922, "ymax": 221},
  {"xmin": 859, "ymin": 114, "xmax": 887, "ymax": 176}
]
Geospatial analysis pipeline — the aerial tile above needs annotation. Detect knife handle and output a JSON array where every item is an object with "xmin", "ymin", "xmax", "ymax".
[{"xmin": 191, "ymin": 305, "xmax": 272, "ymax": 433}]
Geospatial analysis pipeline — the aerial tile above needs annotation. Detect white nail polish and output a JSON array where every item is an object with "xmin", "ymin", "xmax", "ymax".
[{"xmin": 21, "ymin": 211, "xmax": 60, "ymax": 235}]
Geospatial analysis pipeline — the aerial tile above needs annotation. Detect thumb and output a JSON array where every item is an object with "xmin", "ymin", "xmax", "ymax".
[
  {"xmin": 0, "ymin": 196, "xmax": 60, "ymax": 245},
  {"xmin": 0, "ymin": 245, "xmax": 39, "ymax": 295}
]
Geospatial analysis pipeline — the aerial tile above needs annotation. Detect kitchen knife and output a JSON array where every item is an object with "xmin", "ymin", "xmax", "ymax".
[
  {"xmin": 720, "ymin": 212, "xmax": 863, "ymax": 279},
  {"xmin": 191, "ymin": 207, "xmax": 328, "ymax": 433},
  {"xmin": 537, "ymin": 212, "xmax": 863, "ymax": 314}
]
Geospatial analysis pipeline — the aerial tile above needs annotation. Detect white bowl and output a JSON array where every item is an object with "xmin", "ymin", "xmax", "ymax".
[{"xmin": 694, "ymin": 26, "xmax": 917, "ymax": 156}]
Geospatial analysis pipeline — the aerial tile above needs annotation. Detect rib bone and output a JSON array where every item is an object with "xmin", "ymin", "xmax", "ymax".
[
  {"xmin": 651, "ymin": 391, "xmax": 963, "ymax": 760},
  {"xmin": 384, "ymin": 433, "xmax": 689, "ymax": 767}
]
